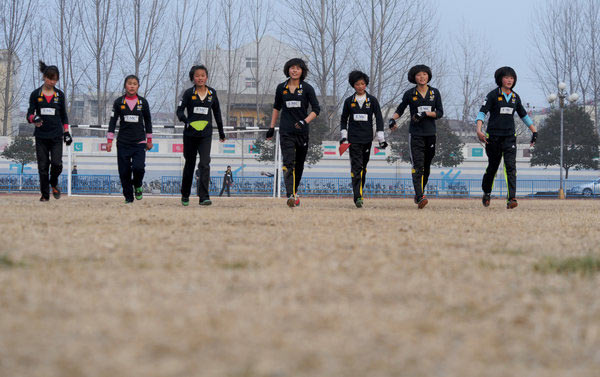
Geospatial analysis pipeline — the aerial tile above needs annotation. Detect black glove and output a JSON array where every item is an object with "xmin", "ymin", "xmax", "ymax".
[
  {"xmin": 530, "ymin": 132, "xmax": 538, "ymax": 144},
  {"xmin": 63, "ymin": 132, "xmax": 73, "ymax": 146},
  {"xmin": 294, "ymin": 119, "xmax": 306, "ymax": 129},
  {"xmin": 33, "ymin": 115, "xmax": 42, "ymax": 124},
  {"xmin": 412, "ymin": 112, "xmax": 427, "ymax": 122},
  {"xmin": 339, "ymin": 138, "xmax": 348, "ymax": 145},
  {"xmin": 219, "ymin": 130, "xmax": 226, "ymax": 140},
  {"xmin": 265, "ymin": 127, "xmax": 274, "ymax": 139},
  {"xmin": 378, "ymin": 141, "xmax": 388, "ymax": 149},
  {"xmin": 388, "ymin": 118, "xmax": 396, "ymax": 129}
]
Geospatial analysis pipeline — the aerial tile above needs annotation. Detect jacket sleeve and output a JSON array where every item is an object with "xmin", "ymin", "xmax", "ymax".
[
  {"xmin": 26, "ymin": 90, "xmax": 37, "ymax": 123},
  {"xmin": 373, "ymin": 97, "xmax": 384, "ymax": 132},
  {"xmin": 434, "ymin": 88, "xmax": 444, "ymax": 119},
  {"xmin": 176, "ymin": 90, "xmax": 188, "ymax": 124},
  {"xmin": 478, "ymin": 92, "xmax": 493, "ymax": 115},
  {"xmin": 394, "ymin": 91, "xmax": 409, "ymax": 117},
  {"xmin": 307, "ymin": 85, "xmax": 320, "ymax": 116},
  {"xmin": 143, "ymin": 99, "xmax": 152, "ymax": 135},
  {"xmin": 108, "ymin": 100, "xmax": 119, "ymax": 135},
  {"xmin": 340, "ymin": 99, "xmax": 349, "ymax": 131},
  {"xmin": 515, "ymin": 96, "xmax": 528, "ymax": 118},
  {"xmin": 212, "ymin": 92, "xmax": 224, "ymax": 133},
  {"xmin": 273, "ymin": 85, "xmax": 283, "ymax": 111},
  {"xmin": 476, "ymin": 91, "xmax": 494, "ymax": 122},
  {"xmin": 59, "ymin": 92, "xmax": 69, "ymax": 126}
]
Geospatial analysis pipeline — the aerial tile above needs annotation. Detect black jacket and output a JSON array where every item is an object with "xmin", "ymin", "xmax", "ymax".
[
  {"xmin": 27, "ymin": 86, "xmax": 69, "ymax": 139},
  {"xmin": 394, "ymin": 86, "xmax": 443, "ymax": 136},
  {"xmin": 223, "ymin": 171, "xmax": 233, "ymax": 184},
  {"xmin": 479, "ymin": 88, "xmax": 528, "ymax": 136},
  {"xmin": 340, "ymin": 92, "xmax": 384, "ymax": 144},
  {"xmin": 176, "ymin": 86, "xmax": 224, "ymax": 138},
  {"xmin": 108, "ymin": 95, "xmax": 152, "ymax": 145},
  {"xmin": 273, "ymin": 80, "xmax": 320, "ymax": 136}
]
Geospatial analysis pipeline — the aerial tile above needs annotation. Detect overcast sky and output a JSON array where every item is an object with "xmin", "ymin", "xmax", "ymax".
[{"xmin": 437, "ymin": 0, "xmax": 546, "ymax": 110}]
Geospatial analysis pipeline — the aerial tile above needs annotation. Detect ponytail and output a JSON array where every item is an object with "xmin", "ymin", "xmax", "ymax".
[{"xmin": 39, "ymin": 60, "xmax": 60, "ymax": 80}]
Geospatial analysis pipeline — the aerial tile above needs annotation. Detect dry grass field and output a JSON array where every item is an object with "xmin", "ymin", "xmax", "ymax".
[{"xmin": 1, "ymin": 194, "xmax": 600, "ymax": 377}]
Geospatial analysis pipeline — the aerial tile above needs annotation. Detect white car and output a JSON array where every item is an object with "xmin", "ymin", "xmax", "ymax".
[{"xmin": 568, "ymin": 178, "xmax": 600, "ymax": 197}]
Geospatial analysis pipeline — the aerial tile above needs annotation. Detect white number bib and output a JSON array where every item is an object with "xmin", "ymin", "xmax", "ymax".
[
  {"xmin": 40, "ymin": 108, "xmax": 55, "ymax": 116},
  {"xmin": 124, "ymin": 115, "xmax": 139, "ymax": 122},
  {"xmin": 286, "ymin": 101, "xmax": 301, "ymax": 108},
  {"xmin": 500, "ymin": 107, "xmax": 514, "ymax": 115},
  {"xmin": 353, "ymin": 114, "xmax": 368, "ymax": 121},
  {"xmin": 417, "ymin": 106, "xmax": 432, "ymax": 113},
  {"xmin": 193, "ymin": 106, "xmax": 209, "ymax": 115}
]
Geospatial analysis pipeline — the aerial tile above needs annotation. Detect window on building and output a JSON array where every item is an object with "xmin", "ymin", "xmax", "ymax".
[
  {"xmin": 245, "ymin": 57, "xmax": 258, "ymax": 68},
  {"xmin": 241, "ymin": 117, "xmax": 255, "ymax": 127},
  {"xmin": 73, "ymin": 101, "xmax": 85, "ymax": 119},
  {"xmin": 89, "ymin": 100, "xmax": 98, "ymax": 119},
  {"xmin": 245, "ymin": 77, "xmax": 257, "ymax": 88},
  {"xmin": 229, "ymin": 116, "xmax": 238, "ymax": 128}
]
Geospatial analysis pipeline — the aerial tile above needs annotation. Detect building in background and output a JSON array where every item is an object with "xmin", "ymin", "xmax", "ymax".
[{"xmin": 202, "ymin": 35, "xmax": 306, "ymax": 129}]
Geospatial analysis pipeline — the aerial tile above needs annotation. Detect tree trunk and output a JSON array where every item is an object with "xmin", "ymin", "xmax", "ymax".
[{"xmin": 2, "ymin": 52, "xmax": 14, "ymax": 135}]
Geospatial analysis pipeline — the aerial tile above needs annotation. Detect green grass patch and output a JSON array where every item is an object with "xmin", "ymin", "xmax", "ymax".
[
  {"xmin": 219, "ymin": 260, "xmax": 250, "ymax": 270},
  {"xmin": 490, "ymin": 248, "xmax": 525, "ymax": 256},
  {"xmin": 534, "ymin": 255, "xmax": 600, "ymax": 275},
  {"xmin": 0, "ymin": 254, "xmax": 23, "ymax": 268}
]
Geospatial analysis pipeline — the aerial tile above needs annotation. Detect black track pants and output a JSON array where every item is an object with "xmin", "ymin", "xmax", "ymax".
[
  {"xmin": 482, "ymin": 135, "xmax": 517, "ymax": 200},
  {"xmin": 280, "ymin": 133, "xmax": 308, "ymax": 198},
  {"xmin": 117, "ymin": 142, "xmax": 146, "ymax": 202},
  {"xmin": 349, "ymin": 142, "xmax": 371, "ymax": 202},
  {"xmin": 182, "ymin": 134, "xmax": 212, "ymax": 200},
  {"xmin": 35, "ymin": 136, "xmax": 63, "ymax": 199},
  {"xmin": 409, "ymin": 134, "xmax": 436, "ymax": 199}
]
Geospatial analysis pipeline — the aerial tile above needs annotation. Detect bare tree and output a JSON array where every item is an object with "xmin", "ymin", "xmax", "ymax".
[
  {"xmin": 121, "ymin": 0, "xmax": 168, "ymax": 99},
  {"xmin": 79, "ymin": 0, "xmax": 120, "ymax": 124},
  {"xmin": 356, "ymin": 0, "xmax": 439, "ymax": 117},
  {"xmin": 450, "ymin": 23, "xmax": 493, "ymax": 135},
  {"xmin": 531, "ymin": 1, "xmax": 585, "ymax": 99},
  {"xmin": 220, "ymin": 0, "xmax": 244, "ymax": 128},
  {"xmin": 582, "ymin": 0, "xmax": 600, "ymax": 132},
  {"xmin": 0, "ymin": 0, "xmax": 35, "ymax": 135},
  {"xmin": 281, "ymin": 0, "xmax": 353, "ymax": 134},
  {"xmin": 53, "ymin": 0, "xmax": 88, "ymax": 120},
  {"xmin": 170, "ymin": 0, "xmax": 200, "ymax": 125},
  {"xmin": 247, "ymin": 0, "xmax": 273, "ymax": 127}
]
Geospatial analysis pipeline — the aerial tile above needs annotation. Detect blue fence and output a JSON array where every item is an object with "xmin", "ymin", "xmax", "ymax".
[{"xmin": 1, "ymin": 173, "xmax": 599, "ymax": 198}]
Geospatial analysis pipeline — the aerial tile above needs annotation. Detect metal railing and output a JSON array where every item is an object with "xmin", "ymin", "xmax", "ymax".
[{"xmin": 2, "ymin": 173, "xmax": 599, "ymax": 198}]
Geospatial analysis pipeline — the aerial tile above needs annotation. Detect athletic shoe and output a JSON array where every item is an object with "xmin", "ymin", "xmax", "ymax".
[
  {"xmin": 51, "ymin": 186, "xmax": 61, "ymax": 199},
  {"xmin": 286, "ymin": 196, "xmax": 296, "ymax": 208},
  {"xmin": 124, "ymin": 199, "xmax": 134, "ymax": 204},
  {"xmin": 134, "ymin": 187, "xmax": 143, "ymax": 200},
  {"xmin": 40, "ymin": 196, "xmax": 49, "ymax": 202},
  {"xmin": 506, "ymin": 198, "xmax": 518, "ymax": 209},
  {"xmin": 355, "ymin": 197, "xmax": 363, "ymax": 208},
  {"xmin": 181, "ymin": 197, "xmax": 189, "ymax": 206},
  {"xmin": 294, "ymin": 195, "xmax": 301, "ymax": 207},
  {"xmin": 199, "ymin": 199, "xmax": 212, "ymax": 206},
  {"xmin": 417, "ymin": 196, "xmax": 428, "ymax": 209},
  {"xmin": 482, "ymin": 193, "xmax": 491, "ymax": 207}
]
